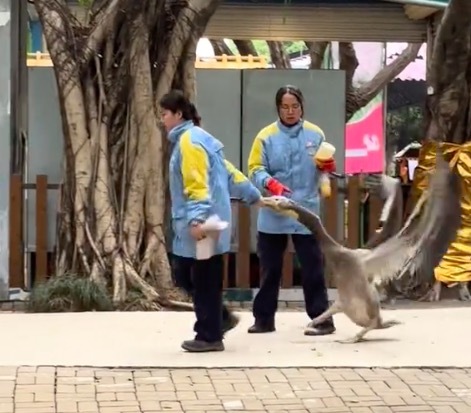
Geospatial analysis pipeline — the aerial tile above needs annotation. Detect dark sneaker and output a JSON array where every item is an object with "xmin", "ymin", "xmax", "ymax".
[
  {"xmin": 247, "ymin": 320, "xmax": 275, "ymax": 334},
  {"xmin": 304, "ymin": 324, "xmax": 336, "ymax": 336},
  {"xmin": 222, "ymin": 312, "xmax": 240, "ymax": 334},
  {"xmin": 181, "ymin": 339, "xmax": 224, "ymax": 352}
]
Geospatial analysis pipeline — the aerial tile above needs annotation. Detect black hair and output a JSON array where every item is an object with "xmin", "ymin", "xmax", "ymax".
[
  {"xmin": 275, "ymin": 85, "xmax": 304, "ymax": 118},
  {"xmin": 159, "ymin": 89, "xmax": 202, "ymax": 126}
]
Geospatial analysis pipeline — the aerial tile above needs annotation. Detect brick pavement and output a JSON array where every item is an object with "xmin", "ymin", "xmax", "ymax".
[{"xmin": 1, "ymin": 367, "xmax": 471, "ymax": 413}]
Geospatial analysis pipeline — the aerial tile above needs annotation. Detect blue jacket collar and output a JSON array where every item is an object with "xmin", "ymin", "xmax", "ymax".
[
  {"xmin": 277, "ymin": 119, "xmax": 303, "ymax": 138},
  {"xmin": 167, "ymin": 120, "xmax": 194, "ymax": 143}
]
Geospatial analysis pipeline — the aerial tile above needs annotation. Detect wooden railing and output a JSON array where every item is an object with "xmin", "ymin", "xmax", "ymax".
[
  {"xmin": 26, "ymin": 52, "xmax": 269, "ymax": 69},
  {"xmin": 9, "ymin": 174, "xmax": 383, "ymax": 290}
]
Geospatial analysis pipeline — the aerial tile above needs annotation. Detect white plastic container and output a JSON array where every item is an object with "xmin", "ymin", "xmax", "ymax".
[
  {"xmin": 195, "ymin": 215, "xmax": 229, "ymax": 260},
  {"xmin": 196, "ymin": 237, "xmax": 217, "ymax": 260},
  {"xmin": 315, "ymin": 142, "xmax": 336, "ymax": 161}
]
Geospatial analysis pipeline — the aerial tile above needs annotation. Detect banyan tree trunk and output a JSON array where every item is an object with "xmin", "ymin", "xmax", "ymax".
[{"xmin": 34, "ymin": 0, "xmax": 220, "ymax": 308}]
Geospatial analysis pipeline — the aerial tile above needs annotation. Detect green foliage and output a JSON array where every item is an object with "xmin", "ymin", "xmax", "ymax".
[
  {"xmin": 284, "ymin": 41, "xmax": 307, "ymax": 56},
  {"xmin": 386, "ymin": 105, "xmax": 424, "ymax": 154},
  {"xmin": 225, "ymin": 39, "xmax": 306, "ymax": 60},
  {"xmin": 225, "ymin": 40, "xmax": 239, "ymax": 55},
  {"xmin": 252, "ymin": 40, "xmax": 270, "ymax": 58},
  {"xmin": 27, "ymin": 274, "xmax": 114, "ymax": 313},
  {"xmin": 78, "ymin": 0, "xmax": 93, "ymax": 7}
]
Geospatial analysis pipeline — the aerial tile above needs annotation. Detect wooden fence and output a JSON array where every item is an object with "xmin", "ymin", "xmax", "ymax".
[{"xmin": 8, "ymin": 174, "xmax": 383, "ymax": 290}]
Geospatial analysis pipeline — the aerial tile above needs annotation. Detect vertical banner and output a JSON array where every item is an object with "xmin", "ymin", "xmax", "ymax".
[
  {"xmin": 345, "ymin": 93, "xmax": 384, "ymax": 174},
  {"xmin": 331, "ymin": 42, "xmax": 385, "ymax": 174}
]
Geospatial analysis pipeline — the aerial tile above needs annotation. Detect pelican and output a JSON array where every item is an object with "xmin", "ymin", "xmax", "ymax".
[
  {"xmin": 363, "ymin": 174, "xmax": 404, "ymax": 249},
  {"xmin": 261, "ymin": 153, "xmax": 461, "ymax": 342},
  {"xmin": 355, "ymin": 173, "xmax": 405, "ymax": 300}
]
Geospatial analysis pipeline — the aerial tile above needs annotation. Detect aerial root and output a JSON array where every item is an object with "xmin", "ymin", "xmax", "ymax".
[{"xmin": 122, "ymin": 256, "xmax": 193, "ymax": 310}]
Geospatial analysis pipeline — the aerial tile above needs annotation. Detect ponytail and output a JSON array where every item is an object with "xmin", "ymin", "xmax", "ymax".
[
  {"xmin": 159, "ymin": 90, "xmax": 202, "ymax": 126},
  {"xmin": 189, "ymin": 103, "xmax": 202, "ymax": 126}
]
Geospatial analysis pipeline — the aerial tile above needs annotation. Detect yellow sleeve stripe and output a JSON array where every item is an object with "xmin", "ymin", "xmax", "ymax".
[
  {"xmin": 304, "ymin": 121, "xmax": 325, "ymax": 140},
  {"xmin": 248, "ymin": 136, "xmax": 265, "ymax": 178},
  {"xmin": 180, "ymin": 131, "xmax": 209, "ymax": 201},
  {"xmin": 247, "ymin": 123, "xmax": 277, "ymax": 177},
  {"xmin": 224, "ymin": 159, "xmax": 247, "ymax": 184}
]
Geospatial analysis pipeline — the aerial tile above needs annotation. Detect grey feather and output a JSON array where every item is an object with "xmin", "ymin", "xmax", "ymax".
[
  {"xmin": 363, "ymin": 175, "xmax": 404, "ymax": 249},
  {"xmin": 363, "ymin": 151, "xmax": 461, "ymax": 285}
]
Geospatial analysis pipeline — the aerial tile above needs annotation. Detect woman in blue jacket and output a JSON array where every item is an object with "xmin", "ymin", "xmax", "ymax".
[
  {"xmin": 160, "ymin": 90, "xmax": 264, "ymax": 353},
  {"xmin": 247, "ymin": 85, "xmax": 336, "ymax": 336}
]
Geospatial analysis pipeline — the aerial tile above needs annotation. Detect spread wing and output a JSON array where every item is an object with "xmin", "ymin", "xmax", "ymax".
[
  {"xmin": 363, "ymin": 175, "xmax": 404, "ymax": 249},
  {"xmin": 362, "ymin": 152, "xmax": 461, "ymax": 285}
]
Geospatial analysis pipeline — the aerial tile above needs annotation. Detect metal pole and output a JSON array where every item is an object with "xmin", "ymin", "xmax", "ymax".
[{"xmin": 0, "ymin": 0, "xmax": 12, "ymax": 299}]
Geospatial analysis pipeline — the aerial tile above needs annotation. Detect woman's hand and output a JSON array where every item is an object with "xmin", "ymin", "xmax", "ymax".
[
  {"xmin": 266, "ymin": 178, "xmax": 291, "ymax": 196},
  {"xmin": 189, "ymin": 222, "xmax": 206, "ymax": 240},
  {"xmin": 316, "ymin": 158, "xmax": 336, "ymax": 174}
]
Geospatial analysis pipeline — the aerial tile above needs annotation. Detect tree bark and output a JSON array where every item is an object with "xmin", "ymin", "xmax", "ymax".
[
  {"xmin": 209, "ymin": 39, "xmax": 233, "ymax": 55},
  {"xmin": 425, "ymin": 0, "xmax": 471, "ymax": 143},
  {"xmin": 398, "ymin": 0, "xmax": 471, "ymax": 301},
  {"xmin": 34, "ymin": 0, "xmax": 221, "ymax": 309},
  {"xmin": 305, "ymin": 41, "xmax": 329, "ymax": 69},
  {"xmin": 339, "ymin": 42, "xmax": 359, "ymax": 90},
  {"xmin": 233, "ymin": 39, "xmax": 258, "ymax": 56},
  {"xmin": 267, "ymin": 41, "xmax": 291, "ymax": 69}
]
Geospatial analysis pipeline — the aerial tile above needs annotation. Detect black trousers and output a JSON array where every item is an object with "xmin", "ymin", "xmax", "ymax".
[
  {"xmin": 172, "ymin": 254, "xmax": 229, "ymax": 342},
  {"xmin": 253, "ymin": 232, "xmax": 333, "ymax": 327}
]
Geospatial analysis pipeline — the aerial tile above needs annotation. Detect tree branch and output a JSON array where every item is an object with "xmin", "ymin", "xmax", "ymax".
[
  {"xmin": 209, "ymin": 39, "xmax": 233, "ymax": 55},
  {"xmin": 267, "ymin": 41, "xmax": 291, "ymax": 68},
  {"xmin": 155, "ymin": 0, "xmax": 221, "ymax": 102},
  {"xmin": 82, "ymin": 0, "xmax": 122, "ymax": 63},
  {"xmin": 345, "ymin": 43, "xmax": 421, "ymax": 120},
  {"xmin": 233, "ymin": 40, "xmax": 258, "ymax": 56},
  {"xmin": 339, "ymin": 42, "xmax": 359, "ymax": 90},
  {"xmin": 305, "ymin": 41, "xmax": 329, "ymax": 69}
]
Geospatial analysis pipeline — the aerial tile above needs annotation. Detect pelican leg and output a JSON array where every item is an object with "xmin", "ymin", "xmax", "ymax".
[
  {"xmin": 336, "ymin": 318, "xmax": 380, "ymax": 344},
  {"xmin": 337, "ymin": 325, "xmax": 376, "ymax": 344},
  {"xmin": 305, "ymin": 301, "xmax": 342, "ymax": 332}
]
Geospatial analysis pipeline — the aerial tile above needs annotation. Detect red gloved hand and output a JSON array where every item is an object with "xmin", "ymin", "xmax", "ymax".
[
  {"xmin": 266, "ymin": 178, "xmax": 291, "ymax": 196},
  {"xmin": 316, "ymin": 158, "xmax": 336, "ymax": 174}
]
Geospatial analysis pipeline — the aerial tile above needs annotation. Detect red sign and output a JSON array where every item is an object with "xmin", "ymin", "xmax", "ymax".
[{"xmin": 345, "ymin": 98, "xmax": 384, "ymax": 174}]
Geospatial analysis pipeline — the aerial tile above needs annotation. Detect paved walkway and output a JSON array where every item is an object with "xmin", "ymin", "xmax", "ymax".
[
  {"xmin": 3, "ymin": 366, "xmax": 471, "ymax": 412},
  {"xmin": 1, "ymin": 307, "xmax": 471, "ymax": 367}
]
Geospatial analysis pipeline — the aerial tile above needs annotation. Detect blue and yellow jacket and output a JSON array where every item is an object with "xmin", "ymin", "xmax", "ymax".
[
  {"xmin": 248, "ymin": 119, "xmax": 325, "ymax": 234},
  {"xmin": 168, "ymin": 120, "xmax": 261, "ymax": 258}
]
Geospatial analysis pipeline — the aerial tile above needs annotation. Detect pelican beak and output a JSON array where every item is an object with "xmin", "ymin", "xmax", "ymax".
[
  {"xmin": 260, "ymin": 196, "xmax": 282, "ymax": 209},
  {"xmin": 260, "ymin": 196, "xmax": 299, "ymax": 219}
]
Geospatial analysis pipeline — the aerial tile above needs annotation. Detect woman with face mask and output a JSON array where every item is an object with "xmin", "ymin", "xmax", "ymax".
[
  {"xmin": 159, "ymin": 90, "xmax": 265, "ymax": 353},
  {"xmin": 247, "ymin": 85, "xmax": 336, "ymax": 336}
]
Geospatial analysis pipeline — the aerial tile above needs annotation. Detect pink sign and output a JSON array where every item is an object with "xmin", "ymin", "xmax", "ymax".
[{"xmin": 345, "ymin": 97, "xmax": 384, "ymax": 174}]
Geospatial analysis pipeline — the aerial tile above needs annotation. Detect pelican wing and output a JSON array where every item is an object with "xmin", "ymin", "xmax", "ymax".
[
  {"xmin": 364, "ymin": 175, "xmax": 404, "ymax": 249},
  {"xmin": 362, "ymin": 153, "xmax": 461, "ymax": 284}
]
